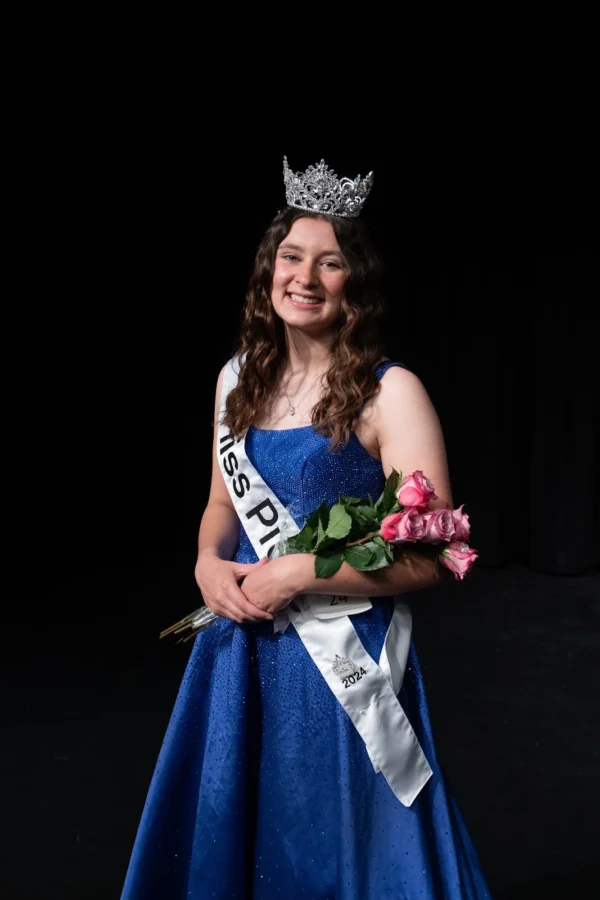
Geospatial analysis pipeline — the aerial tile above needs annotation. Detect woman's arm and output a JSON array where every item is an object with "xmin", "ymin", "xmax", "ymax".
[
  {"xmin": 196, "ymin": 365, "xmax": 241, "ymax": 562},
  {"xmin": 241, "ymin": 544, "xmax": 445, "ymax": 614},
  {"xmin": 194, "ymin": 365, "xmax": 272, "ymax": 623},
  {"xmin": 242, "ymin": 367, "xmax": 453, "ymax": 613},
  {"xmin": 281, "ymin": 542, "xmax": 445, "ymax": 598},
  {"xmin": 197, "ymin": 502, "xmax": 242, "ymax": 566},
  {"xmin": 376, "ymin": 365, "xmax": 453, "ymax": 510}
]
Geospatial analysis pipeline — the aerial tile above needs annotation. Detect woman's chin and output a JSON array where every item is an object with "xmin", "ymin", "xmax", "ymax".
[
  {"xmin": 273, "ymin": 301, "xmax": 339, "ymax": 333},
  {"xmin": 280, "ymin": 314, "xmax": 334, "ymax": 334}
]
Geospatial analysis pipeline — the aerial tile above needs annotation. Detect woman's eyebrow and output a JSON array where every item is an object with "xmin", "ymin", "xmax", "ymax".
[{"xmin": 278, "ymin": 243, "xmax": 343, "ymax": 257}]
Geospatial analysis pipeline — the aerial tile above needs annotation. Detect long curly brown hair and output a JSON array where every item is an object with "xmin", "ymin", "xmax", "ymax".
[{"xmin": 222, "ymin": 207, "xmax": 388, "ymax": 451}]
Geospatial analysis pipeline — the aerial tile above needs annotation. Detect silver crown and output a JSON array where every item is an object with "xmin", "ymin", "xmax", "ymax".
[
  {"xmin": 332, "ymin": 654, "xmax": 356, "ymax": 679},
  {"xmin": 283, "ymin": 156, "xmax": 374, "ymax": 218}
]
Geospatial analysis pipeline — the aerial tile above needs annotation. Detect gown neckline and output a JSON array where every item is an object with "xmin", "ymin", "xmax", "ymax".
[
  {"xmin": 248, "ymin": 360, "xmax": 397, "ymax": 436},
  {"xmin": 248, "ymin": 423, "xmax": 315, "ymax": 434},
  {"xmin": 247, "ymin": 423, "xmax": 382, "ymax": 463}
]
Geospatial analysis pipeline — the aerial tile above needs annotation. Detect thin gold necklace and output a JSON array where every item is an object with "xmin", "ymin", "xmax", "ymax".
[{"xmin": 282, "ymin": 371, "xmax": 324, "ymax": 417}]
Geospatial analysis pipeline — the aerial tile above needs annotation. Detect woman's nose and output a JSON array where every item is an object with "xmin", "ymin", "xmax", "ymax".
[{"xmin": 295, "ymin": 260, "xmax": 318, "ymax": 287}]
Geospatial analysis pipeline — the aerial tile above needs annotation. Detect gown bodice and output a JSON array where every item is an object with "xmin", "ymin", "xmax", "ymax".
[{"xmin": 235, "ymin": 360, "xmax": 401, "ymax": 563}]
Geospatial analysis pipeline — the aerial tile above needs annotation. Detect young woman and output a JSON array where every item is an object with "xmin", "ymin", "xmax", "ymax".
[{"xmin": 122, "ymin": 159, "xmax": 492, "ymax": 899}]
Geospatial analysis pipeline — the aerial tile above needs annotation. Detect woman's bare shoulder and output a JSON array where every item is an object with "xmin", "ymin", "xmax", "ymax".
[{"xmin": 376, "ymin": 364, "xmax": 429, "ymax": 408}]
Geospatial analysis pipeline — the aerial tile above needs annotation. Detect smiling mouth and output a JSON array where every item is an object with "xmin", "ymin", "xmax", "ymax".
[{"xmin": 287, "ymin": 292, "xmax": 324, "ymax": 305}]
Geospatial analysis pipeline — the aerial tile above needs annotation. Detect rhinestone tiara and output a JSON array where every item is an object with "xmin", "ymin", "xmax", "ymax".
[{"xmin": 283, "ymin": 156, "xmax": 374, "ymax": 218}]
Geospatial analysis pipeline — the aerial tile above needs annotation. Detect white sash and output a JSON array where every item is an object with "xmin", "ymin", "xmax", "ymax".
[{"xmin": 217, "ymin": 357, "xmax": 433, "ymax": 806}]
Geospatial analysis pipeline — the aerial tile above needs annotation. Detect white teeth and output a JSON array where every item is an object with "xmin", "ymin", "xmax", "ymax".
[{"xmin": 289, "ymin": 293, "xmax": 322, "ymax": 305}]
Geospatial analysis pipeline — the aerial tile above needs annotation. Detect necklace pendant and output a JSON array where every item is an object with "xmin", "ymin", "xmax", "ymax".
[{"xmin": 289, "ymin": 406, "xmax": 296, "ymax": 416}]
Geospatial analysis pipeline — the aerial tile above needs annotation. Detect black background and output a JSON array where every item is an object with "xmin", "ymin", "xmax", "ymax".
[
  {"xmin": 2, "ymin": 137, "xmax": 599, "ymax": 898},
  {"xmin": 4, "ymin": 138, "xmax": 598, "ymax": 590}
]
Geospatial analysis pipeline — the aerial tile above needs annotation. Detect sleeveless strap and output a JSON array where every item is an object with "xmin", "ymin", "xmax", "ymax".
[{"xmin": 374, "ymin": 360, "xmax": 408, "ymax": 380}]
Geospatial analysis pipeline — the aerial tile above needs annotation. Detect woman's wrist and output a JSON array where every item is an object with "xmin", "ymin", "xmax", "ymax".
[
  {"xmin": 278, "ymin": 553, "xmax": 315, "ymax": 598},
  {"xmin": 198, "ymin": 548, "xmax": 220, "ymax": 560}
]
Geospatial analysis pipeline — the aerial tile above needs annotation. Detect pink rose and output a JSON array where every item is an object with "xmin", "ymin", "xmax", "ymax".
[
  {"xmin": 381, "ymin": 507, "xmax": 426, "ymax": 543},
  {"xmin": 422, "ymin": 508, "xmax": 456, "ymax": 543},
  {"xmin": 380, "ymin": 512, "xmax": 404, "ymax": 541},
  {"xmin": 397, "ymin": 470, "xmax": 437, "ymax": 510},
  {"xmin": 452, "ymin": 504, "xmax": 471, "ymax": 541},
  {"xmin": 439, "ymin": 540, "xmax": 478, "ymax": 580}
]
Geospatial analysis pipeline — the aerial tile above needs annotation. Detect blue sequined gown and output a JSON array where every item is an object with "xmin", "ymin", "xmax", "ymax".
[{"xmin": 122, "ymin": 362, "xmax": 492, "ymax": 899}]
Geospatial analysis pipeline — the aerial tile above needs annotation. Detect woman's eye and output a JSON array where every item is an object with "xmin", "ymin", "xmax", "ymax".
[
  {"xmin": 322, "ymin": 261, "xmax": 340, "ymax": 269},
  {"xmin": 283, "ymin": 254, "xmax": 298, "ymax": 261}
]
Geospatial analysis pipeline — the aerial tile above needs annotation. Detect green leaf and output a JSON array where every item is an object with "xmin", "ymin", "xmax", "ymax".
[
  {"xmin": 354, "ymin": 505, "xmax": 379, "ymax": 524},
  {"xmin": 326, "ymin": 503, "xmax": 352, "ymax": 540},
  {"xmin": 345, "ymin": 513, "xmax": 368, "ymax": 543},
  {"xmin": 294, "ymin": 526, "xmax": 314, "ymax": 550},
  {"xmin": 363, "ymin": 539, "xmax": 382, "ymax": 551},
  {"xmin": 365, "ymin": 555, "xmax": 390, "ymax": 572},
  {"xmin": 316, "ymin": 518, "xmax": 326, "ymax": 547},
  {"xmin": 343, "ymin": 544, "xmax": 376, "ymax": 570},
  {"xmin": 347, "ymin": 506, "xmax": 369, "ymax": 524},
  {"xmin": 373, "ymin": 534, "xmax": 394, "ymax": 562},
  {"xmin": 359, "ymin": 541, "xmax": 391, "ymax": 571},
  {"xmin": 315, "ymin": 521, "xmax": 339, "ymax": 552},
  {"xmin": 314, "ymin": 550, "xmax": 344, "ymax": 578},
  {"xmin": 375, "ymin": 468, "xmax": 402, "ymax": 515},
  {"xmin": 345, "ymin": 506, "xmax": 382, "ymax": 543},
  {"xmin": 304, "ymin": 501, "xmax": 329, "ymax": 534}
]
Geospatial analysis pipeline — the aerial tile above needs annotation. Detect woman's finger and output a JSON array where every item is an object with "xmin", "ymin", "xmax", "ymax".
[
  {"xmin": 233, "ymin": 557, "xmax": 269, "ymax": 582},
  {"xmin": 225, "ymin": 581, "xmax": 273, "ymax": 621}
]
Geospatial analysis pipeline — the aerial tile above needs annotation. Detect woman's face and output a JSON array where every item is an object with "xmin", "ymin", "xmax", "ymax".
[{"xmin": 271, "ymin": 217, "xmax": 347, "ymax": 333}]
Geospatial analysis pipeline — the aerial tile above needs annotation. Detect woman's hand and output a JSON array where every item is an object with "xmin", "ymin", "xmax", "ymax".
[
  {"xmin": 194, "ymin": 552, "xmax": 273, "ymax": 624},
  {"xmin": 240, "ymin": 554, "xmax": 308, "ymax": 616}
]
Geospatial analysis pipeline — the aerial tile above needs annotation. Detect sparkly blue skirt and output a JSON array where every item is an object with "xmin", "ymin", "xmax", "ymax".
[{"xmin": 121, "ymin": 598, "xmax": 492, "ymax": 899}]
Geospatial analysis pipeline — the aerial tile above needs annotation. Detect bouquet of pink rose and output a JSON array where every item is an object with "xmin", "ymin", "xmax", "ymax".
[
  {"xmin": 160, "ymin": 469, "xmax": 476, "ymax": 645},
  {"xmin": 281, "ymin": 469, "xmax": 477, "ymax": 581}
]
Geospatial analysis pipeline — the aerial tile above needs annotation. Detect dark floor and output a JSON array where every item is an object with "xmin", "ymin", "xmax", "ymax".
[{"xmin": 1, "ymin": 557, "xmax": 599, "ymax": 899}]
